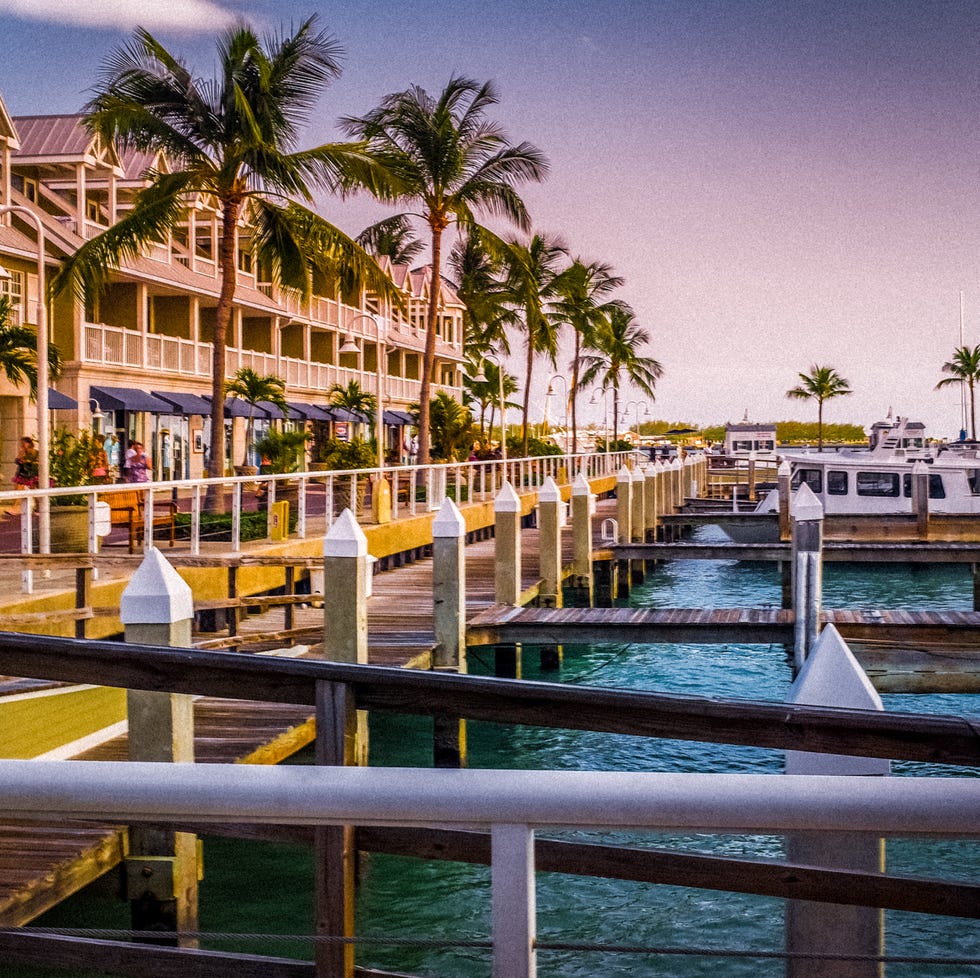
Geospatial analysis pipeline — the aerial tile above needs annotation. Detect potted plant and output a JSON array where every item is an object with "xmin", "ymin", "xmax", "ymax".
[
  {"xmin": 253, "ymin": 427, "xmax": 311, "ymax": 507},
  {"xmin": 47, "ymin": 428, "xmax": 101, "ymax": 551},
  {"xmin": 317, "ymin": 437, "xmax": 375, "ymax": 515}
]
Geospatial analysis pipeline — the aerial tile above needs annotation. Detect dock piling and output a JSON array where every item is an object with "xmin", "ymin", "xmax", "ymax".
[
  {"xmin": 571, "ymin": 473, "xmax": 594, "ymax": 604},
  {"xmin": 494, "ymin": 481, "xmax": 523, "ymax": 677},
  {"xmin": 538, "ymin": 477, "xmax": 563, "ymax": 609},
  {"xmin": 791, "ymin": 485, "xmax": 824, "ymax": 672},
  {"xmin": 120, "ymin": 548, "xmax": 198, "ymax": 945}
]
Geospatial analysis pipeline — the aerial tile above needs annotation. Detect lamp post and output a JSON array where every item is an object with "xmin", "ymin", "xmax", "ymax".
[
  {"xmin": 625, "ymin": 400, "xmax": 649, "ymax": 444},
  {"xmin": 590, "ymin": 387, "xmax": 614, "ymax": 446},
  {"xmin": 545, "ymin": 374, "xmax": 568, "ymax": 451},
  {"xmin": 0, "ymin": 205, "xmax": 49, "ymax": 552},
  {"xmin": 343, "ymin": 313, "xmax": 386, "ymax": 473},
  {"xmin": 471, "ymin": 353, "xmax": 507, "ymax": 462}
]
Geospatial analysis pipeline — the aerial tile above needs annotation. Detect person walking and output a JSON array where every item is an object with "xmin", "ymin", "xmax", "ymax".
[
  {"xmin": 8, "ymin": 435, "xmax": 39, "ymax": 515},
  {"xmin": 124, "ymin": 441, "xmax": 150, "ymax": 483}
]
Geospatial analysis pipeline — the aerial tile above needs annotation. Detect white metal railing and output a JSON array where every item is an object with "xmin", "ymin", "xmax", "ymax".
[
  {"xmin": 0, "ymin": 451, "xmax": 629, "ymax": 589},
  {"xmin": 0, "ymin": 761, "xmax": 974, "ymax": 978}
]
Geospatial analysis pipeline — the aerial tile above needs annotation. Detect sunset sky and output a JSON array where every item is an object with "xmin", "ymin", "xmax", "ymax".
[{"xmin": 2, "ymin": 0, "xmax": 980, "ymax": 436}]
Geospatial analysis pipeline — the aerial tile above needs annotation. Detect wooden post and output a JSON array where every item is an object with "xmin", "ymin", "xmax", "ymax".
[
  {"xmin": 432, "ymin": 498, "xmax": 467, "ymax": 767},
  {"xmin": 495, "ymin": 481, "xmax": 522, "ymax": 678},
  {"xmin": 911, "ymin": 460, "xmax": 929, "ymax": 538},
  {"xmin": 747, "ymin": 450, "xmax": 757, "ymax": 502},
  {"xmin": 75, "ymin": 566, "xmax": 92, "ymax": 640},
  {"xmin": 778, "ymin": 460, "xmax": 792, "ymax": 541},
  {"xmin": 791, "ymin": 484, "xmax": 824, "ymax": 673},
  {"xmin": 315, "ymin": 679, "xmax": 357, "ymax": 978},
  {"xmin": 495, "ymin": 481, "xmax": 522, "ymax": 606},
  {"xmin": 372, "ymin": 474, "xmax": 392, "ymax": 525},
  {"xmin": 537, "ymin": 477, "xmax": 563, "ymax": 609},
  {"xmin": 973, "ymin": 563, "xmax": 980, "ymax": 612},
  {"xmin": 644, "ymin": 463, "xmax": 659, "ymax": 542},
  {"xmin": 630, "ymin": 466, "xmax": 645, "ymax": 543},
  {"xmin": 120, "ymin": 549, "xmax": 198, "ymax": 945},
  {"xmin": 322, "ymin": 509, "xmax": 369, "ymax": 765},
  {"xmin": 571, "ymin": 473, "xmax": 594, "ymax": 604},
  {"xmin": 615, "ymin": 466, "xmax": 632, "ymax": 544},
  {"xmin": 785, "ymin": 625, "xmax": 889, "ymax": 978}
]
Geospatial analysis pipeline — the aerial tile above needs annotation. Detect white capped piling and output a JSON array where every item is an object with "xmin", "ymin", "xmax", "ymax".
[
  {"xmin": 778, "ymin": 459, "xmax": 792, "ymax": 541},
  {"xmin": 630, "ymin": 465, "xmax": 646, "ymax": 543},
  {"xmin": 432, "ymin": 497, "xmax": 468, "ymax": 766},
  {"xmin": 538, "ymin": 477, "xmax": 563, "ymax": 608},
  {"xmin": 323, "ymin": 509, "xmax": 369, "ymax": 665},
  {"xmin": 791, "ymin": 484, "xmax": 824, "ymax": 673},
  {"xmin": 616, "ymin": 466, "xmax": 632, "ymax": 544},
  {"xmin": 911, "ymin": 460, "xmax": 929, "ymax": 537},
  {"xmin": 120, "ymin": 548, "xmax": 198, "ymax": 942},
  {"xmin": 644, "ymin": 462, "xmax": 659, "ymax": 540},
  {"xmin": 671, "ymin": 456, "xmax": 684, "ymax": 512},
  {"xmin": 495, "ymin": 481, "xmax": 523, "ymax": 606},
  {"xmin": 747, "ymin": 450, "xmax": 757, "ymax": 501},
  {"xmin": 571, "ymin": 472, "xmax": 594, "ymax": 604},
  {"xmin": 785, "ymin": 625, "xmax": 888, "ymax": 978}
]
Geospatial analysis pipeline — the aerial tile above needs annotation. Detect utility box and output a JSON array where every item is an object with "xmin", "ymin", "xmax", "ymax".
[{"xmin": 269, "ymin": 500, "xmax": 289, "ymax": 541}]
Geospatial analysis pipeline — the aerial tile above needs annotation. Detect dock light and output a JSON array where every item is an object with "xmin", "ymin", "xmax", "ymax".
[
  {"xmin": 470, "ymin": 354, "xmax": 507, "ymax": 461},
  {"xmin": 339, "ymin": 335, "xmax": 360, "ymax": 355}
]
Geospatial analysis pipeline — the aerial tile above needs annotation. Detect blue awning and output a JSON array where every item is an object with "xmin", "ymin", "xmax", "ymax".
[
  {"xmin": 384, "ymin": 409, "xmax": 415, "ymax": 425},
  {"xmin": 330, "ymin": 407, "xmax": 370, "ymax": 424},
  {"xmin": 204, "ymin": 396, "xmax": 272, "ymax": 419},
  {"xmin": 48, "ymin": 389, "xmax": 77, "ymax": 410},
  {"xmin": 90, "ymin": 386, "xmax": 173, "ymax": 414},
  {"xmin": 151, "ymin": 391, "xmax": 212, "ymax": 415},
  {"xmin": 295, "ymin": 403, "xmax": 334, "ymax": 422},
  {"xmin": 258, "ymin": 400, "xmax": 291, "ymax": 420}
]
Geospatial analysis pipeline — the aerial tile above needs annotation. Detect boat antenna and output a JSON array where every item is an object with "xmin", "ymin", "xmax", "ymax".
[{"xmin": 960, "ymin": 290, "xmax": 968, "ymax": 440}]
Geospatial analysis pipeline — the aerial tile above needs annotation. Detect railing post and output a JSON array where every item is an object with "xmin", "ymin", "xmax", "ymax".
[
  {"xmin": 571, "ymin": 472, "xmax": 594, "ymax": 605},
  {"xmin": 778, "ymin": 459, "xmax": 792, "ymax": 541},
  {"xmin": 432, "ymin": 497, "xmax": 467, "ymax": 767},
  {"xmin": 644, "ymin": 462, "xmax": 659, "ymax": 542},
  {"xmin": 785, "ymin": 625, "xmax": 889, "ymax": 978},
  {"xmin": 120, "ymin": 548, "xmax": 198, "ymax": 945},
  {"xmin": 791, "ymin": 484, "xmax": 824, "ymax": 673},
  {"xmin": 492, "ymin": 823, "xmax": 536, "ymax": 978},
  {"xmin": 630, "ymin": 465, "xmax": 645, "ymax": 543},
  {"xmin": 538, "ymin": 476, "xmax": 563, "ymax": 609}
]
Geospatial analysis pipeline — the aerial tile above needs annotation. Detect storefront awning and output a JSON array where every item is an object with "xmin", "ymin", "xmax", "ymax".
[
  {"xmin": 90, "ymin": 386, "xmax": 173, "ymax": 414},
  {"xmin": 151, "ymin": 391, "xmax": 212, "ymax": 416},
  {"xmin": 48, "ymin": 389, "xmax": 77, "ymax": 410},
  {"xmin": 213, "ymin": 397, "xmax": 272, "ymax": 419},
  {"xmin": 294, "ymin": 402, "xmax": 334, "ymax": 422},
  {"xmin": 330, "ymin": 407, "xmax": 370, "ymax": 424},
  {"xmin": 383, "ymin": 409, "xmax": 415, "ymax": 425}
]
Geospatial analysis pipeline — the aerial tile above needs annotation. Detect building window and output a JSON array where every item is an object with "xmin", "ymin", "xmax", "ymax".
[{"xmin": 0, "ymin": 269, "xmax": 24, "ymax": 324}]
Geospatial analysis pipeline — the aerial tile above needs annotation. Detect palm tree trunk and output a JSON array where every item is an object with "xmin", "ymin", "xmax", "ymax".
[
  {"xmin": 571, "ymin": 332, "xmax": 580, "ymax": 454},
  {"xmin": 612, "ymin": 386, "xmax": 620, "ymax": 447},
  {"xmin": 817, "ymin": 401, "xmax": 824, "ymax": 453},
  {"xmin": 420, "ymin": 219, "xmax": 446, "ymax": 467},
  {"xmin": 971, "ymin": 380, "xmax": 977, "ymax": 441},
  {"xmin": 522, "ymin": 332, "xmax": 534, "ymax": 456},
  {"xmin": 206, "ymin": 196, "xmax": 241, "ymax": 512}
]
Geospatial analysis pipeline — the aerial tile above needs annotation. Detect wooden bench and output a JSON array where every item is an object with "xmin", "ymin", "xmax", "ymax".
[{"xmin": 99, "ymin": 489, "xmax": 178, "ymax": 553}]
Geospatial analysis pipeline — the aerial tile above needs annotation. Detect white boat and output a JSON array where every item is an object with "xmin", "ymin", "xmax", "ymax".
[{"xmin": 761, "ymin": 414, "xmax": 980, "ymax": 516}]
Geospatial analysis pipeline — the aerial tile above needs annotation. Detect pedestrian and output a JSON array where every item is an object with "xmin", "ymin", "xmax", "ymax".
[
  {"xmin": 92, "ymin": 435, "xmax": 110, "ymax": 484},
  {"xmin": 409, "ymin": 433, "xmax": 419, "ymax": 465},
  {"xmin": 105, "ymin": 433, "xmax": 121, "ymax": 482},
  {"xmin": 124, "ymin": 440, "xmax": 150, "ymax": 483},
  {"xmin": 8, "ymin": 435, "xmax": 39, "ymax": 516}
]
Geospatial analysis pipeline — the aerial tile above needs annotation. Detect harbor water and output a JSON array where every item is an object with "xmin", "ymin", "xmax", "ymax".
[{"xmin": 22, "ymin": 525, "xmax": 980, "ymax": 977}]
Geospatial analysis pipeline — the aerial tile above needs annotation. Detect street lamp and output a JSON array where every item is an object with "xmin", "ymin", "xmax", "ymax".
[
  {"xmin": 344, "ymin": 314, "xmax": 387, "ymax": 472},
  {"xmin": 471, "ymin": 353, "xmax": 507, "ymax": 462},
  {"xmin": 590, "ymin": 387, "xmax": 614, "ymax": 446},
  {"xmin": 545, "ymin": 374, "xmax": 568, "ymax": 450},
  {"xmin": 625, "ymin": 399, "xmax": 649, "ymax": 444},
  {"xmin": 0, "ymin": 205, "xmax": 50, "ymax": 552}
]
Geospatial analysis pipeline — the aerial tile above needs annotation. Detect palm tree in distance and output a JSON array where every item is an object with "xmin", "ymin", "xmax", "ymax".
[
  {"xmin": 462, "ymin": 356, "xmax": 519, "ymax": 445},
  {"xmin": 785, "ymin": 364, "xmax": 853, "ymax": 452},
  {"xmin": 450, "ymin": 227, "xmax": 514, "ymax": 358},
  {"xmin": 328, "ymin": 380, "xmax": 378, "ymax": 441},
  {"xmin": 579, "ymin": 305, "xmax": 663, "ymax": 445},
  {"xmin": 224, "ymin": 368, "xmax": 288, "ymax": 468},
  {"xmin": 502, "ymin": 232, "xmax": 568, "ymax": 455},
  {"xmin": 936, "ymin": 345, "xmax": 980, "ymax": 442},
  {"xmin": 342, "ymin": 77, "xmax": 548, "ymax": 465},
  {"xmin": 0, "ymin": 295, "xmax": 62, "ymax": 398},
  {"xmin": 552, "ymin": 259, "xmax": 625, "ymax": 454},
  {"xmin": 357, "ymin": 215, "xmax": 424, "ymax": 265},
  {"xmin": 53, "ymin": 18, "xmax": 392, "ymax": 503}
]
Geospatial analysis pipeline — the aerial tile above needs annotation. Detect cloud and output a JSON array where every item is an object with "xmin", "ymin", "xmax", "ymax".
[{"xmin": 0, "ymin": 0, "xmax": 238, "ymax": 32}]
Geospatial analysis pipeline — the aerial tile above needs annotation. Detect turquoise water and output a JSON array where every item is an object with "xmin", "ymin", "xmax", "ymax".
[{"xmin": 23, "ymin": 525, "xmax": 980, "ymax": 976}]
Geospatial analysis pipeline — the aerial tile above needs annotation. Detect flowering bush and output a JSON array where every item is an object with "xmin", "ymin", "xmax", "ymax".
[{"xmin": 49, "ymin": 428, "xmax": 101, "ymax": 504}]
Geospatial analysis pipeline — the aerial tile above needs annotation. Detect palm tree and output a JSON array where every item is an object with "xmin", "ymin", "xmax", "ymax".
[
  {"xmin": 552, "ymin": 259, "xmax": 625, "ymax": 454},
  {"xmin": 501, "ymin": 232, "xmax": 567, "ymax": 455},
  {"xmin": 328, "ymin": 380, "xmax": 378, "ymax": 442},
  {"xmin": 462, "ymin": 356, "xmax": 518, "ymax": 444},
  {"xmin": 52, "ymin": 18, "xmax": 392, "ymax": 506},
  {"xmin": 224, "ymin": 368, "xmax": 288, "ymax": 468},
  {"xmin": 0, "ymin": 295, "xmax": 62, "ymax": 398},
  {"xmin": 579, "ymin": 305, "xmax": 663, "ymax": 445},
  {"xmin": 357, "ymin": 214, "xmax": 424, "ymax": 265},
  {"xmin": 936, "ymin": 345, "xmax": 980, "ymax": 441},
  {"xmin": 450, "ymin": 227, "xmax": 513, "ymax": 357},
  {"xmin": 342, "ymin": 76, "xmax": 547, "ymax": 465},
  {"xmin": 785, "ymin": 364, "xmax": 853, "ymax": 452}
]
